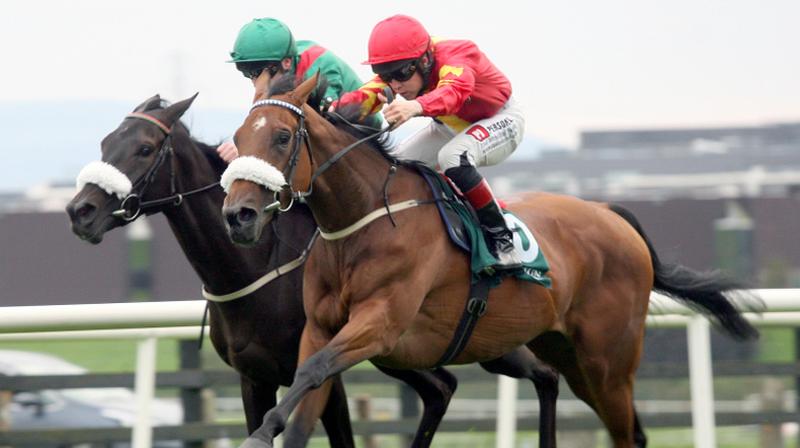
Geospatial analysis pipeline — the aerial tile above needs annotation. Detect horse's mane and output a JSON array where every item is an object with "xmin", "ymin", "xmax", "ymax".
[
  {"xmin": 192, "ymin": 139, "xmax": 229, "ymax": 177},
  {"xmin": 141, "ymin": 100, "xmax": 228, "ymax": 176},
  {"xmin": 266, "ymin": 74, "xmax": 397, "ymax": 161}
]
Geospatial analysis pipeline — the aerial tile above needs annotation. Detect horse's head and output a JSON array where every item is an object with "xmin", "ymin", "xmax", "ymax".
[
  {"xmin": 66, "ymin": 94, "xmax": 197, "ymax": 243},
  {"xmin": 221, "ymin": 72, "xmax": 318, "ymax": 247}
]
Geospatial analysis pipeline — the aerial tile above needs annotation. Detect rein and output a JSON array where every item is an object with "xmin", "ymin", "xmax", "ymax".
[
  {"xmin": 247, "ymin": 99, "xmax": 392, "ymax": 208},
  {"xmin": 124, "ymin": 111, "xmax": 311, "ymax": 302},
  {"xmin": 202, "ymin": 228, "xmax": 320, "ymax": 302},
  {"xmin": 319, "ymin": 200, "xmax": 421, "ymax": 240},
  {"xmin": 110, "ymin": 112, "xmax": 220, "ymax": 220},
  {"xmin": 230, "ymin": 99, "xmax": 431, "ymax": 239}
]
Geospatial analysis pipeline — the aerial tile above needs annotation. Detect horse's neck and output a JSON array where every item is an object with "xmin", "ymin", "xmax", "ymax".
[
  {"xmin": 161, "ymin": 140, "xmax": 272, "ymax": 294},
  {"xmin": 304, "ymin": 115, "xmax": 395, "ymax": 232}
]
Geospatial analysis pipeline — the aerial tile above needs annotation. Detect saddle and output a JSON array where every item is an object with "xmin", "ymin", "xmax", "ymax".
[
  {"xmin": 410, "ymin": 163, "xmax": 550, "ymax": 366},
  {"xmin": 415, "ymin": 164, "xmax": 551, "ymax": 288}
]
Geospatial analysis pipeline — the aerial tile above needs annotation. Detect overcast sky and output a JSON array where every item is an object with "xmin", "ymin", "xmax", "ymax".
[{"xmin": 1, "ymin": 0, "xmax": 798, "ymax": 147}]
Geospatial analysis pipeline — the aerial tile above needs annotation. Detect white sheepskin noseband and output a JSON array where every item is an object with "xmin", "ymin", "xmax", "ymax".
[
  {"xmin": 76, "ymin": 161, "xmax": 133, "ymax": 199},
  {"xmin": 220, "ymin": 156, "xmax": 287, "ymax": 193}
]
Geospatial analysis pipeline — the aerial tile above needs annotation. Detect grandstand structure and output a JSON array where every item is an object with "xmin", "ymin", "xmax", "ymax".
[
  {"xmin": 1, "ymin": 121, "xmax": 799, "ymax": 308},
  {"xmin": 482, "ymin": 121, "xmax": 800, "ymax": 291}
]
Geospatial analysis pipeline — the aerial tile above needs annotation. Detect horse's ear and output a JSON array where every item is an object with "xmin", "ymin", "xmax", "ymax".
[
  {"xmin": 252, "ymin": 70, "xmax": 272, "ymax": 102},
  {"xmin": 158, "ymin": 93, "xmax": 199, "ymax": 127},
  {"xmin": 133, "ymin": 94, "xmax": 162, "ymax": 112},
  {"xmin": 292, "ymin": 71, "xmax": 320, "ymax": 106}
]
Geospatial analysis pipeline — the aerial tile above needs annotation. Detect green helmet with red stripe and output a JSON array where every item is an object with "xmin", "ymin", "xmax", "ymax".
[{"xmin": 228, "ymin": 18, "xmax": 298, "ymax": 63}]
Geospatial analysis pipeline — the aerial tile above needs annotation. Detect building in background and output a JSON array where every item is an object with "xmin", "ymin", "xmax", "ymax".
[
  {"xmin": 482, "ymin": 121, "xmax": 800, "ymax": 289},
  {"xmin": 1, "ymin": 121, "xmax": 799, "ymax": 309}
]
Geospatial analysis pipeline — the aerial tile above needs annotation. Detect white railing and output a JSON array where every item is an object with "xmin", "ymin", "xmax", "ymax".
[{"xmin": 0, "ymin": 289, "xmax": 798, "ymax": 448}]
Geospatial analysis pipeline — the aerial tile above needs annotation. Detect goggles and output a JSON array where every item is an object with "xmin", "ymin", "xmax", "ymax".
[
  {"xmin": 376, "ymin": 61, "xmax": 417, "ymax": 83},
  {"xmin": 237, "ymin": 62, "xmax": 281, "ymax": 80}
]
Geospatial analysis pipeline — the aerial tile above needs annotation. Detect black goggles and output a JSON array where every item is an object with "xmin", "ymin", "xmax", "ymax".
[
  {"xmin": 376, "ymin": 61, "xmax": 417, "ymax": 83},
  {"xmin": 237, "ymin": 62, "xmax": 281, "ymax": 80}
]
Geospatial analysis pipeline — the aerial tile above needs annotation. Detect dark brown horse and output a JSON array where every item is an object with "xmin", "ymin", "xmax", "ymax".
[
  {"xmin": 221, "ymin": 73, "xmax": 760, "ymax": 448},
  {"xmin": 65, "ymin": 94, "xmax": 560, "ymax": 448}
]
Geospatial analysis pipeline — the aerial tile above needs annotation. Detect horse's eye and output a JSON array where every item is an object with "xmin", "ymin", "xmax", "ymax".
[
  {"xmin": 138, "ymin": 145, "xmax": 154, "ymax": 157},
  {"xmin": 276, "ymin": 132, "xmax": 291, "ymax": 147}
]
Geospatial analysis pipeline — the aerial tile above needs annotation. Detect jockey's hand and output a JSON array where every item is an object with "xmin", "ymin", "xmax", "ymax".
[
  {"xmin": 379, "ymin": 94, "xmax": 422, "ymax": 127},
  {"xmin": 216, "ymin": 141, "xmax": 239, "ymax": 164}
]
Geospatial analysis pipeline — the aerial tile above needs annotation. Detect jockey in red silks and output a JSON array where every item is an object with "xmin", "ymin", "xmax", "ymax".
[{"xmin": 337, "ymin": 14, "xmax": 525, "ymax": 268}]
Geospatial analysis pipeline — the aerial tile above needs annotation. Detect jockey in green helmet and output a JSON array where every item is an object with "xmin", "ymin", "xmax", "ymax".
[{"xmin": 218, "ymin": 17, "xmax": 379, "ymax": 162}]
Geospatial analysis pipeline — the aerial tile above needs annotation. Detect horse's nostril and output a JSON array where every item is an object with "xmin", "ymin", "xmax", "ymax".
[
  {"xmin": 76, "ymin": 203, "xmax": 96, "ymax": 219},
  {"xmin": 237, "ymin": 208, "xmax": 257, "ymax": 223},
  {"xmin": 67, "ymin": 201, "xmax": 97, "ymax": 223},
  {"xmin": 225, "ymin": 206, "xmax": 257, "ymax": 228}
]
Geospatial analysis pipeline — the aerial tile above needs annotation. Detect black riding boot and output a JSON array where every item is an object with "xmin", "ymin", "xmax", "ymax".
[
  {"xmin": 475, "ymin": 200, "xmax": 517, "ymax": 259},
  {"xmin": 445, "ymin": 159, "xmax": 521, "ymax": 268}
]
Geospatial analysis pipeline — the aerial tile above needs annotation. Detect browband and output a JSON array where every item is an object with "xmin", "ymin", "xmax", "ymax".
[{"xmin": 126, "ymin": 112, "xmax": 172, "ymax": 135}]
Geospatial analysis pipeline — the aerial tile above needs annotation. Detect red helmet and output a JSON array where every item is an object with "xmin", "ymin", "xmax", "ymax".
[{"xmin": 363, "ymin": 15, "xmax": 430, "ymax": 65}]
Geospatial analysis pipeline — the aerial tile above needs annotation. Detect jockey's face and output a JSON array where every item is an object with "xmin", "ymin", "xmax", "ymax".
[
  {"xmin": 389, "ymin": 71, "xmax": 424, "ymax": 100},
  {"xmin": 245, "ymin": 58, "xmax": 293, "ymax": 87}
]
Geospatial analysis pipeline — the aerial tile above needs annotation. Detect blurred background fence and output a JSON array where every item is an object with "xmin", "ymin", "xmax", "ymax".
[{"xmin": 0, "ymin": 293, "xmax": 797, "ymax": 448}]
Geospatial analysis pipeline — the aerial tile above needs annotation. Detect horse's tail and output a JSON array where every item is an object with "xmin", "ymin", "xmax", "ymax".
[{"xmin": 609, "ymin": 204, "xmax": 761, "ymax": 340}]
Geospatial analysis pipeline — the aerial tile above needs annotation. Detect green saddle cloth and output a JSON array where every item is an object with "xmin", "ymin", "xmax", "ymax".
[
  {"xmin": 424, "ymin": 169, "xmax": 550, "ymax": 288},
  {"xmin": 450, "ymin": 201, "xmax": 551, "ymax": 288}
]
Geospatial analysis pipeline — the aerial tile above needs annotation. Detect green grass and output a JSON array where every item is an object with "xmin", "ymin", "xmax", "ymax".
[
  {"xmin": 758, "ymin": 328, "xmax": 796, "ymax": 362},
  {"xmin": 0, "ymin": 339, "xmax": 182, "ymax": 372},
  {"xmin": 3, "ymin": 336, "xmax": 798, "ymax": 448},
  {"xmin": 225, "ymin": 426, "xmax": 799, "ymax": 448}
]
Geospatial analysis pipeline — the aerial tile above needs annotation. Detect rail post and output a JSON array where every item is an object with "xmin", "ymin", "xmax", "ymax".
[
  {"xmin": 496, "ymin": 375, "xmax": 518, "ymax": 448},
  {"xmin": 356, "ymin": 395, "xmax": 377, "ymax": 448},
  {"xmin": 688, "ymin": 315, "xmax": 716, "ymax": 448},
  {"xmin": 795, "ymin": 328, "xmax": 800, "ymax": 448},
  {"xmin": 133, "ymin": 336, "xmax": 158, "ymax": 448}
]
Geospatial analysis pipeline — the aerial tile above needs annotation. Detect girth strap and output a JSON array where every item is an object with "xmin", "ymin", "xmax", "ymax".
[{"xmin": 434, "ymin": 277, "xmax": 492, "ymax": 367}]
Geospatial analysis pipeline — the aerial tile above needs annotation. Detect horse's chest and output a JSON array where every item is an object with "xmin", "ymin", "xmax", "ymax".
[
  {"xmin": 210, "ymin": 310, "xmax": 301, "ymax": 385},
  {"xmin": 229, "ymin": 344, "xmax": 294, "ymax": 385},
  {"xmin": 311, "ymin": 292, "xmax": 349, "ymax": 333}
]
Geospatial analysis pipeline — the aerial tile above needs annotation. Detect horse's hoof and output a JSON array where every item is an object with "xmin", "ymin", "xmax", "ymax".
[{"xmin": 240, "ymin": 437, "xmax": 272, "ymax": 448}]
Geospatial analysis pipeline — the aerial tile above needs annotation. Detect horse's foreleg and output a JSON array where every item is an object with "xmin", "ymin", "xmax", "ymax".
[
  {"xmin": 241, "ymin": 345, "xmax": 336, "ymax": 447},
  {"xmin": 273, "ymin": 374, "xmax": 354, "ymax": 448},
  {"xmin": 633, "ymin": 409, "xmax": 647, "ymax": 447},
  {"xmin": 480, "ymin": 347, "xmax": 559, "ymax": 448},
  {"xmin": 245, "ymin": 297, "xmax": 413, "ymax": 448},
  {"xmin": 240, "ymin": 317, "xmax": 338, "ymax": 447},
  {"xmin": 375, "ymin": 366, "xmax": 458, "ymax": 448},
  {"xmin": 281, "ymin": 374, "xmax": 341, "ymax": 447},
  {"xmin": 318, "ymin": 374, "xmax": 355, "ymax": 448},
  {"xmin": 240, "ymin": 378, "xmax": 278, "ymax": 434}
]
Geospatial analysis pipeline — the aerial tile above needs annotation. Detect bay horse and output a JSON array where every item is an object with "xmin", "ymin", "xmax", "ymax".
[
  {"xmin": 221, "ymin": 73, "xmax": 760, "ymax": 448},
  {"xmin": 65, "ymin": 94, "xmax": 559, "ymax": 448}
]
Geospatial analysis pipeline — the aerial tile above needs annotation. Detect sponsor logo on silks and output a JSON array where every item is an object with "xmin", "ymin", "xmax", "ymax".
[
  {"xmin": 467, "ymin": 125, "xmax": 490, "ymax": 142},
  {"xmin": 504, "ymin": 213, "xmax": 540, "ymax": 264},
  {"xmin": 486, "ymin": 118, "xmax": 513, "ymax": 133}
]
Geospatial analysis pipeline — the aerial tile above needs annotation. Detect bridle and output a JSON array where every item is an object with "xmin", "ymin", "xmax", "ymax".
[
  {"xmin": 227, "ymin": 94, "xmax": 435, "ymax": 240},
  {"xmin": 246, "ymin": 98, "xmax": 390, "ymax": 214},
  {"xmin": 111, "ymin": 112, "xmax": 220, "ymax": 221}
]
